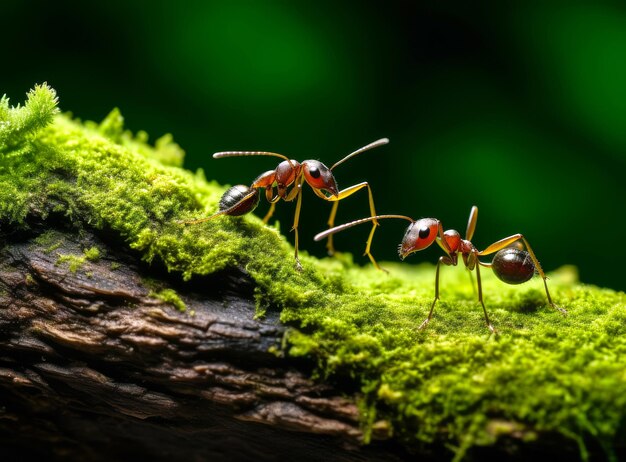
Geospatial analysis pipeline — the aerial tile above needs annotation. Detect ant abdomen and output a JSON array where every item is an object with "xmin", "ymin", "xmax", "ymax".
[
  {"xmin": 219, "ymin": 185, "xmax": 260, "ymax": 216},
  {"xmin": 491, "ymin": 248, "xmax": 535, "ymax": 285}
]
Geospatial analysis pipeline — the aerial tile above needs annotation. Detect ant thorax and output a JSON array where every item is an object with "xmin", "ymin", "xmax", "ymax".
[
  {"xmin": 458, "ymin": 239, "xmax": 475, "ymax": 254},
  {"xmin": 442, "ymin": 229, "xmax": 461, "ymax": 253},
  {"xmin": 274, "ymin": 160, "xmax": 301, "ymax": 188}
]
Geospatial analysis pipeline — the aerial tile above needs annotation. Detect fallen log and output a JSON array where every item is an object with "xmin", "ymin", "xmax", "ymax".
[{"xmin": 0, "ymin": 226, "xmax": 406, "ymax": 461}]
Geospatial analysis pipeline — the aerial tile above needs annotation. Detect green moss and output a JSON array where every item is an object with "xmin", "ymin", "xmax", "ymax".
[
  {"xmin": 1, "ymin": 84, "xmax": 625, "ymax": 460},
  {"xmin": 83, "ymin": 246, "xmax": 101, "ymax": 262},
  {"xmin": 0, "ymin": 83, "xmax": 59, "ymax": 152},
  {"xmin": 32, "ymin": 230, "xmax": 64, "ymax": 254},
  {"xmin": 55, "ymin": 253, "xmax": 86, "ymax": 273},
  {"xmin": 150, "ymin": 288, "xmax": 187, "ymax": 312}
]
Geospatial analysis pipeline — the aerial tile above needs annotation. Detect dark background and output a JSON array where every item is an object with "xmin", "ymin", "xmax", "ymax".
[{"xmin": 3, "ymin": 0, "xmax": 625, "ymax": 290}]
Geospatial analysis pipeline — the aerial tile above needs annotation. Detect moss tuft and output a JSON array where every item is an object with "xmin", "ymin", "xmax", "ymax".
[
  {"xmin": 0, "ymin": 83, "xmax": 59, "ymax": 151},
  {"xmin": 83, "ymin": 246, "xmax": 101, "ymax": 262},
  {"xmin": 32, "ymin": 230, "xmax": 64, "ymax": 254},
  {"xmin": 150, "ymin": 288, "xmax": 187, "ymax": 312},
  {"xmin": 1, "ymin": 85, "xmax": 624, "ymax": 459},
  {"xmin": 56, "ymin": 253, "xmax": 86, "ymax": 273}
]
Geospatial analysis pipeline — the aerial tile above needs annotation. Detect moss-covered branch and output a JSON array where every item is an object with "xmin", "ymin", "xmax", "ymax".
[{"xmin": 1, "ymin": 85, "xmax": 624, "ymax": 461}]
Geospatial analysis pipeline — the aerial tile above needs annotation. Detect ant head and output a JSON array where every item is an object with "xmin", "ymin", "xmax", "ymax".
[
  {"xmin": 302, "ymin": 160, "xmax": 338, "ymax": 196},
  {"xmin": 398, "ymin": 218, "xmax": 439, "ymax": 260}
]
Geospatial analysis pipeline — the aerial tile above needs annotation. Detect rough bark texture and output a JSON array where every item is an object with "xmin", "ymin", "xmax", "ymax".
[{"xmin": 0, "ymin": 226, "xmax": 407, "ymax": 461}]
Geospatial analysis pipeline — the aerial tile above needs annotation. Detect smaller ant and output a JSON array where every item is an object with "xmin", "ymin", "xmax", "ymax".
[
  {"xmin": 180, "ymin": 139, "xmax": 389, "ymax": 271},
  {"xmin": 314, "ymin": 206, "xmax": 566, "ymax": 333}
]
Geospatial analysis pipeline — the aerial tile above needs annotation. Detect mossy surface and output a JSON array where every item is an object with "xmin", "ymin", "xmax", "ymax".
[
  {"xmin": 1, "ymin": 85, "xmax": 625, "ymax": 460},
  {"xmin": 150, "ymin": 288, "xmax": 187, "ymax": 312}
]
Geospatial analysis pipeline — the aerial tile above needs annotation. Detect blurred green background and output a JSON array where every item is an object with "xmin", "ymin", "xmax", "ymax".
[{"xmin": 2, "ymin": 0, "xmax": 625, "ymax": 290}]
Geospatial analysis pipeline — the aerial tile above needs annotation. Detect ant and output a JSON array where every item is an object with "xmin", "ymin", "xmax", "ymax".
[
  {"xmin": 314, "ymin": 206, "xmax": 567, "ymax": 333},
  {"xmin": 180, "ymin": 138, "xmax": 389, "ymax": 271}
]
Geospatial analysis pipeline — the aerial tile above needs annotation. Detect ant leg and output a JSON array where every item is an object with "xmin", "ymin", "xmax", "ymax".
[
  {"xmin": 477, "ymin": 234, "xmax": 524, "ymax": 256},
  {"xmin": 321, "ymin": 182, "xmax": 382, "ymax": 271},
  {"xmin": 520, "ymin": 237, "xmax": 566, "ymax": 315},
  {"xmin": 467, "ymin": 269, "xmax": 476, "ymax": 296},
  {"xmin": 474, "ymin": 259, "xmax": 497, "ymax": 334},
  {"xmin": 363, "ymin": 218, "xmax": 386, "ymax": 273},
  {"xmin": 465, "ymin": 206, "xmax": 478, "ymax": 240},
  {"xmin": 262, "ymin": 186, "xmax": 282, "ymax": 223},
  {"xmin": 291, "ymin": 184, "xmax": 304, "ymax": 271},
  {"xmin": 478, "ymin": 234, "xmax": 566, "ymax": 315},
  {"xmin": 285, "ymin": 183, "xmax": 301, "ymax": 202},
  {"xmin": 326, "ymin": 202, "xmax": 339, "ymax": 256},
  {"xmin": 419, "ymin": 256, "xmax": 452, "ymax": 330},
  {"xmin": 262, "ymin": 202, "xmax": 276, "ymax": 223}
]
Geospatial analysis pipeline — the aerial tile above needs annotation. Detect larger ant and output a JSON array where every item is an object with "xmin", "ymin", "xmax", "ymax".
[
  {"xmin": 314, "ymin": 206, "xmax": 567, "ymax": 333},
  {"xmin": 181, "ymin": 138, "xmax": 389, "ymax": 271}
]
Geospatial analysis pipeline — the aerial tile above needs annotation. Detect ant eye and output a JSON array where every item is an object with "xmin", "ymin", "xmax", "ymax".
[
  {"xmin": 418, "ymin": 227, "xmax": 430, "ymax": 239},
  {"xmin": 308, "ymin": 166, "xmax": 320, "ymax": 178}
]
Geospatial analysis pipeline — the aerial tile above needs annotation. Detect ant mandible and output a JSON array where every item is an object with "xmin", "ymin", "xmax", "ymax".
[
  {"xmin": 181, "ymin": 138, "xmax": 389, "ymax": 271},
  {"xmin": 314, "ymin": 206, "xmax": 567, "ymax": 333}
]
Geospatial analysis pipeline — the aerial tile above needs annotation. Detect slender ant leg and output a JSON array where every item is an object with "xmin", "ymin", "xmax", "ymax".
[
  {"xmin": 466, "ymin": 206, "xmax": 478, "ymax": 240},
  {"xmin": 291, "ymin": 181, "xmax": 304, "ymax": 271},
  {"xmin": 465, "ymin": 206, "xmax": 478, "ymax": 295},
  {"xmin": 321, "ymin": 182, "xmax": 382, "ymax": 271},
  {"xmin": 263, "ymin": 202, "xmax": 277, "ymax": 223},
  {"xmin": 474, "ymin": 256, "xmax": 497, "ymax": 334},
  {"xmin": 327, "ymin": 201, "xmax": 340, "ymax": 254},
  {"xmin": 419, "ymin": 255, "xmax": 453, "ymax": 330}
]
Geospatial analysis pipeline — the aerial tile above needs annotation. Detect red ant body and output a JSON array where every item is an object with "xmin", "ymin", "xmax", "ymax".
[
  {"xmin": 181, "ymin": 139, "xmax": 389, "ymax": 271},
  {"xmin": 315, "ymin": 206, "xmax": 566, "ymax": 333}
]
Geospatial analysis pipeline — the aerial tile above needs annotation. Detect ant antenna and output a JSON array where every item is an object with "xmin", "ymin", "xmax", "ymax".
[
  {"xmin": 213, "ymin": 151, "xmax": 291, "ymax": 161},
  {"xmin": 330, "ymin": 138, "xmax": 389, "ymax": 171},
  {"xmin": 314, "ymin": 214, "xmax": 413, "ymax": 242}
]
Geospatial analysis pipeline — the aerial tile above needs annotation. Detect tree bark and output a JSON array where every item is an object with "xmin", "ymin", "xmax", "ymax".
[{"xmin": 0, "ymin": 226, "xmax": 405, "ymax": 461}]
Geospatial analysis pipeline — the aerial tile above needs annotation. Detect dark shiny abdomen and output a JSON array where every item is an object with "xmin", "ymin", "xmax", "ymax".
[
  {"xmin": 492, "ymin": 248, "xmax": 535, "ymax": 284},
  {"xmin": 219, "ymin": 185, "xmax": 260, "ymax": 216}
]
